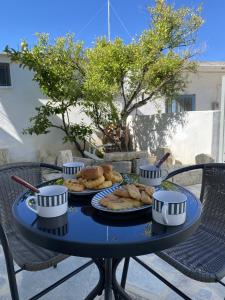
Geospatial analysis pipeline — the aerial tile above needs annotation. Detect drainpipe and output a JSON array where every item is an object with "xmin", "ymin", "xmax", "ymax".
[{"xmin": 219, "ymin": 76, "xmax": 225, "ymax": 162}]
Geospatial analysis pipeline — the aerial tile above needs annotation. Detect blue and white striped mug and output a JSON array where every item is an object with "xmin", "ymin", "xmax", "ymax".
[
  {"xmin": 25, "ymin": 185, "xmax": 68, "ymax": 218},
  {"xmin": 139, "ymin": 165, "xmax": 168, "ymax": 186},
  {"xmin": 152, "ymin": 191, "xmax": 187, "ymax": 226},
  {"xmin": 62, "ymin": 162, "xmax": 84, "ymax": 180}
]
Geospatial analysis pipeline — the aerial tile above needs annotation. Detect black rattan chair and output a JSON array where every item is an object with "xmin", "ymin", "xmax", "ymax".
[
  {"xmin": 0, "ymin": 162, "xmax": 93, "ymax": 300},
  {"xmin": 121, "ymin": 163, "xmax": 225, "ymax": 299}
]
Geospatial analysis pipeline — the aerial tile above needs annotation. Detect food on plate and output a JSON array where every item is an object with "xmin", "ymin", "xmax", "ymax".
[
  {"xmin": 77, "ymin": 166, "xmax": 103, "ymax": 180},
  {"xmin": 140, "ymin": 190, "xmax": 152, "ymax": 204},
  {"xmin": 126, "ymin": 184, "xmax": 141, "ymax": 200},
  {"xmin": 93, "ymin": 180, "xmax": 112, "ymax": 190},
  {"xmin": 64, "ymin": 179, "xmax": 85, "ymax": 192},
  {"xmin": 99, "ymin": 183, "xmax": 155, "ymax": 210},
  {"xmin": 83, "ymin": 175, "xmax": 105, "ymax": 189},
  {"xmin": 64, "ymin": 164, "xmax": 122, "ymax": 192}
]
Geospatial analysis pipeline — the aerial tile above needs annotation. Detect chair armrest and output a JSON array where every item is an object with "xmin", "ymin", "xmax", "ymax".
[
  {"xmin": 165, "ymin": 164, "xmax": 205, "ymax": 180},
  {"xmin": 40, "ymin": 163, "xmax": 62, "ymax": 172}
]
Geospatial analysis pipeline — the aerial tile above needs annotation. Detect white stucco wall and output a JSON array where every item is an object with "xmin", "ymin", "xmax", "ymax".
[
  {"xmin": 131, "ymin": 110, "xmax": 220, "ymax": 164},
  {"xmin": 136, "ymin": 63, "xmax": 225, "ymax": 115},
  {"xmin": 0, "ymin": 54, "xmax": 83, "ymax": 162}
]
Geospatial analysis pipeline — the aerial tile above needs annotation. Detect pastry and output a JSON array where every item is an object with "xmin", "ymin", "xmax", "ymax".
[
  {"xmin": 113, "ymin": 188, "xmax": 130, "ymax": 198},
  {"xmin": 94, "ymin": 180, "xmax": 112, "ymax": 190},
  {"xmin": 101, "ymin": 164, "xmax": 113, "ymax": 174},
  {"xmin": 145, "ymin": 186, "xmax": 155, "ymax": 197},
  {"xmin": 126, "ymin": 184, "xmax": 141, "ymax": 200},
  {"xmin": 111, "ymin": 171, "xmax": 123, "ymax": 183},
  {"xmin": 64, "ymin": 179, "xmax": 85, "ymax": 192},
  {"xmin": 84, "ymin": 175, "xmax": 105, "ymax": 189},
  {"xmin": 100, "ymin": 197, "xmax": 134, "ymax": 210},
  {"xmin": 140, "ymin": 190, "xmax": 152, "ymax": 204},
  {"xmin": 79, "ymin": 166, "xmax": 104, "ymax": 180}
]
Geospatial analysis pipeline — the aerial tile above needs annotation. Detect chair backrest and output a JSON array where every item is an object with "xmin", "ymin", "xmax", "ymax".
[
  {"xmin": 0, "ymin": 162, "xmax": 61, "ymax": 232},
  {"xmin": 200, "ymin": 163, "xmax": 225, "ymax": 240}
]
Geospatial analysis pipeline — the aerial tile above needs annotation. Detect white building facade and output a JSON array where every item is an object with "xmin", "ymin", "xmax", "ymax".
[{"xmin": 1, "ymin": 55, "xmax": 225, "ymax": 164}]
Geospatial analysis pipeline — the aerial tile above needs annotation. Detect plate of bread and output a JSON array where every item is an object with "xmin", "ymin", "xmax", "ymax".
[
  {"xmin": 63, "ymin": 165, "xmax": 123, "ymax": 195},
  {"xmin": 91, "ymin": 183, "xmax": 155, "ymax": 213}
]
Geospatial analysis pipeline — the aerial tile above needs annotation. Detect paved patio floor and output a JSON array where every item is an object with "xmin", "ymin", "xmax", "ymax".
[{"xmin": 1, "ymin": 184, "xmax": 225, "ymax": 300}]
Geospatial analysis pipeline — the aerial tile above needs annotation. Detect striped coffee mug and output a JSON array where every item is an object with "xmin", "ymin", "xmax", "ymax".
[
  {"xmin": 139, "ymin": 165, "xmax": 168, "ymax": 186},
  {"xmin": 25, "ymin": 185, "xmax": 68, "ymax": 218},
  {"xmin": 152, "ymin": 191, "xmax": 187, "ymax": 226},
  {"xmin": 62, "ymin": 162, "xmax": 84, "ymax": 180}
]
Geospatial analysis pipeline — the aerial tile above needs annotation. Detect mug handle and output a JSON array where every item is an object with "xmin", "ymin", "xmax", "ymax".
[
  {"xmin": 25, "ymin": 196, "xmax": 38, "ymax": 214},
  {"xmin": 162, "ymin": 203, "xmax": 168, "ymax": 225}
]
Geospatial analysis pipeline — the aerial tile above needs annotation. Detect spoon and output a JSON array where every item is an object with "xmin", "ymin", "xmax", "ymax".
[
  {"xmin": 11, "ymin": 175, "xmax": 40, "ymax": 193},
  {"xmin": 155, "ymin": 152, "xmax": 171, "ymax": 168}
]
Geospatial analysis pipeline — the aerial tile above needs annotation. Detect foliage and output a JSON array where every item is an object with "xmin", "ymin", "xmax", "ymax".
[
  {"xmin": 83, "ymin": 0, "xmax": 203, "ymax": 151},
  {"xmin": 5, "ymin": 33, "xmax": 92, "ymax": 156}
]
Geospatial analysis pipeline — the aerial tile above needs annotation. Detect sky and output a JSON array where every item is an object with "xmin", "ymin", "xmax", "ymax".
[{"xmin": 0, "ymin": 0, "xmax": 225, "ymax": 61}]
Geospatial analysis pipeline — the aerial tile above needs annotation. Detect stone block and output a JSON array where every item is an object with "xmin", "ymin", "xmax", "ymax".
[
  {"xmin": 37, "ymin": 149, "xmax": 56, "ymax": 165},
  {"xmin": 195, "ymin": 153, "xmax": 215, "ymax": 164},
  {"xmin": 0, "ymin": 148, "xmax": 10, "ymax": 165},
  {"xmin": 72, "ymin": 157, "xmax": 95, "ymax": 166},
  {"xmin": 132, "ymin": 158, "xmax": 151, "ymax": 174},
  {"xmin": 104, "ymin": 151, "xmax": 149, "ymax": 162},
  {"xmin": 167, "ymin": 166, "xmax": 202, "ymax": 186},
  {"xmin": 106, "ymin": 161, "xmax": 132, "ymax": 173},
  {"xmin": 57, "ymin": 150, "xmax": 73, "ymax": 166}
]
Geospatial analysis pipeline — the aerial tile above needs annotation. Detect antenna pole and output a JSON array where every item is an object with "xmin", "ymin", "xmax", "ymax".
[{"xmin": 108, "ymin": 0, "xmax": 110, "ymax": 41}]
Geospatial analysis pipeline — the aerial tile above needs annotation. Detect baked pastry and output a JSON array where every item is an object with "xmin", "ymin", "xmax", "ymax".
[
  {"xmin": 79, "ymin": 166, "xmax": 103, "ymax": 180},
  {"xmin": 101, "ymin": 164, "xmax": 113, "ymax": 174},
  {"xmin": 126, "ymin": 184, "xmax": 141, "ymax": 200},
  {"xmin": 64, "ymin": 179, "xmax": 85, "ymax": 192},
  {"xmin": 94, "ymin": 180, "xmax": 112, "ymax": 190},
  {"xmin": 100, "ymin": 197, "xmax": 134, "ymax": 210},
  {"xmin": 140, "ymin": 190, "xmax": 152, "ymax": 204},
  {"xmin": 111, "ymin": 171, "xmax": 123, "ymax": 183},
  {"xmin": 113, "ymin": 188, "xmax": 130, "ymax": 198},
  {"xmin": 84, "ymin": 175, "xmax": 105, "ymax": 189},
  {"xmin": 145, "ymin": 186, "xmax": 155, "ymax": 197}
]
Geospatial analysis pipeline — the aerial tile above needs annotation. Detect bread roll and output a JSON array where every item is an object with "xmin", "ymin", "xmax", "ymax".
[
  {"xmin": 101, "ymin": 164, "xmax": 113, "ymax": 173},
  {"xmin": 80, "ymin": 166, "xmax": 103, "ymax": 180}
]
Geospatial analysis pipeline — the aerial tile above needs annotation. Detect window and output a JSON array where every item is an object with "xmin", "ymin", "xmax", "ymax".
[
  {"xmin": 166, "ymin": 94, "xmax": 195, "ymax": 113},
  {"xmin": 0, "ymin": 63, "xmax": 11, "ymax": 86}
]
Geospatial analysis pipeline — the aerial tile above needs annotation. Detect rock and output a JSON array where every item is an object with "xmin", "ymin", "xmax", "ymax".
[
  {"xmin": 0, "ymin": 148, "xmax": 10, "ymax": 165},
  {"xmin": 57, "ymin": 150, "xmax": 73, "ymax": 166},
  {"xmin": 72, "ymin": 157, "xmax": 95, "ymax": 166},
  {"xmin": 175, "ymin": 160, "xmax": 182, "ymax": 166},
  {"xmin": 37, "ymin": 149, "xmax": 56, "ymax": 165},
  {"xmin": 106, "ymin": 161, "xmax": 132, "ymax": 173},
  {"xmin": 104, "ymin": 151, "xmax": 150, "ymax": 162},
  {"xmin": 195, "ymin": 153, "xmax": 215, "ymax": 164}
]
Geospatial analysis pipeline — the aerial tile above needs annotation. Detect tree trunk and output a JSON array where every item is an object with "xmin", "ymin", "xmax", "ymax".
[{"xmin": 119, "ymin": 117, "xmax": 133, "ymax": 152}]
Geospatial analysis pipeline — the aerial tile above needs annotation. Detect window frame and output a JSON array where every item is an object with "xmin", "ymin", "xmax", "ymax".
[
  {"xmin": 0, "ymin": 62, "xmax": 12, "ymax": 87},
  {"xmin": 166, "ymin": 94, "xmax": 196, "ymax": 113}
]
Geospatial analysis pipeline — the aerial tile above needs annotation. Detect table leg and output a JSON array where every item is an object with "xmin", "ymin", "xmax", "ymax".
[
  {"xmin": 112, "ymin": 258, "xmax": 132, "ymax": 300},
  {"xmin": 84, "ymin": 257, "xmax": 132, "ymax": 300},
  {"xmin": 105, "ymin": 258, "xmax": 113, "ymax": 300},
  {"xmin": 85, "ymin": 259, "xmax": 105, "ymax": 300}
]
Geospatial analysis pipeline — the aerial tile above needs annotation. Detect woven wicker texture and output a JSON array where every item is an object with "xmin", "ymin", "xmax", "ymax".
[
  {"xmin": 158, "ymin": 164, "xmax": 225, "ymax": 282},
  {"xmin": 0, "ymin": 162, "xmax": 67, "ymax": 271}
]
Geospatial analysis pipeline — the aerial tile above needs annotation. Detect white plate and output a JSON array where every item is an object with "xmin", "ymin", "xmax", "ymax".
[
  {"xmin": 68, "ymin": 182, "xmax": 122, "ymax": 196},
  {"xmin": 91, "ymin": 185, "xmax": 152, "ymax": 213}
]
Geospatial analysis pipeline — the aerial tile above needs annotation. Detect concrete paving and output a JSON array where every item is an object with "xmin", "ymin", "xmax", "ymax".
[{"xmin": 1, "ymin": 184, "xmax": 225, "ymax": 300}]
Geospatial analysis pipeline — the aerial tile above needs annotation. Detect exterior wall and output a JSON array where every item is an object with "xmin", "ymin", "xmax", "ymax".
[
  {"xmin": 0, "ymin": 54, "xmax": 81, "ymax": 162},
  {"xmin": 130, "ymin": 111, "xmax": 220, "ymax": 165},
  {"xmin": 137, "ymin": 64, "xmax": 225, "ymax": 115}
]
